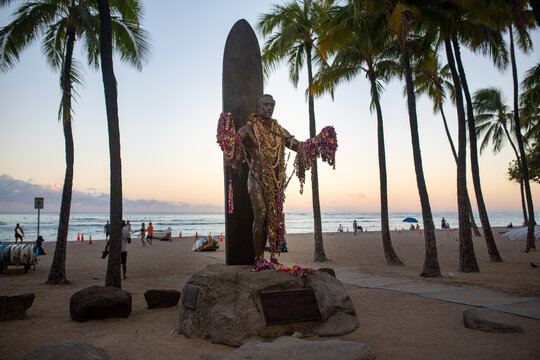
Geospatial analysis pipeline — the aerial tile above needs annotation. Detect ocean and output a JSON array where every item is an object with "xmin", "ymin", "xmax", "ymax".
[{"xmin": 0, "ymin": 211, "xmax": 534, "ymax": 243}]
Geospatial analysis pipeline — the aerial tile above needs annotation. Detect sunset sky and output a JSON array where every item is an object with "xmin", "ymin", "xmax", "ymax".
[{"xmin": 0, "ymin": 0, "xmax": 538, "ymax": 214}]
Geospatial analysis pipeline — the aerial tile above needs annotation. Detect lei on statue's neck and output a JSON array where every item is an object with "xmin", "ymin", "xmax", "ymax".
[{"xmin": 217, "ymin": 112, "xmax": 338, "ymax": 262}]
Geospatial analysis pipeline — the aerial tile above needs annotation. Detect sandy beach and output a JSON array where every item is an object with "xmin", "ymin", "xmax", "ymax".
[{"xmin": 1, "ymin": 228, "xmax": 539, "ymax": 359}]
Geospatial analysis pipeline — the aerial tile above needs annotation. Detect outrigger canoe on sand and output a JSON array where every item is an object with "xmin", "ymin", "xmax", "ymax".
[
  {"xmin": 153, "ymin": 227, "xmax": 172, "ymax": 241},
  {"xmin": 192, "ymin": 235, "xmax": 219, "ymax": 251}
]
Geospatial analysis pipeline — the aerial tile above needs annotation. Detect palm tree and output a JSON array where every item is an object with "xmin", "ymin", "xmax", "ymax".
[
  {"xmin": 412, "ymin": 57, "xmax": 481, "ymax": 237},
  {"xmin": 258, "ymin": 0, "xmax": 330, "ymax": 262},
  {"xmin": 359, "ymin": 0, "xmax": 440, "ymax": 276},
  {"xmin": 477, "ymin": 0, "xmax": 536, "ymax": 250},
  {"xmin": 0, "ymin": 0, "xmax": 149, "ymax": 284},
  {"xmin": 473, "ymin": 87, "xmax": 528, "ymax": 224},
  {"xmin": 97, "ymin": 0, "xmax": 122, "ymax": 288},
  {"xmin": 314, "ymin": 4, "xmax": 403, "ymax": 265}
]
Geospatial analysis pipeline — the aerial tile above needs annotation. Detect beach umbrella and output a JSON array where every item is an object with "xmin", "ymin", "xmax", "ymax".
[{"xmin": 403, "ymin": 217, "xmax": 419, "ymax": 223}]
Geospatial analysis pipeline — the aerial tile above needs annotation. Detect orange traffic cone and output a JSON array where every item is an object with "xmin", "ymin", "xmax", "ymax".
[
  {"xmin": 220, "ymin": 233, "xmax": 223, "ymax": 242},
  {"xmin": 446, "ymin": 231, "xmax": 449, "ymax": 237},
  {"xmin": 89, "ymin": 235, "xmax": 92, "ymax": 245},
  {"xmin": 169, "ymin": 233, "xmax": 172, "ymax": 242},
  {"xmin": 81, "ymin": 233, "xmax": 84, "ymax": 242},
  {"xmin": 419, "ymin": 230, "xmax": 422, "ymax": 235},
  {"xmin": 77, "ymin": 233, "xmax": 80, "ymax": 242},
  {"xmin": 179, "ymin": 231, "xmax": 182, "ymax": 238},
  {"xmin": 398, "ymin": 230, "xmax": 401, "ymax": 235},
  {"xmin": 195, "ymin": 232, "xmax": 198, "ymax": 240}
]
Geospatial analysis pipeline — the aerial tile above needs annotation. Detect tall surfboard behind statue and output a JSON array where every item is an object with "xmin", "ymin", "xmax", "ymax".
[{"xmin": 222, "ymin": 19, "xmax": 263, "ymax": 265}]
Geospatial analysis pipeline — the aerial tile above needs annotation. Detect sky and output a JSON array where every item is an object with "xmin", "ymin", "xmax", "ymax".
[{"xmin": 0, "ymin": 0, "xmax": 539, "ymax": 214}]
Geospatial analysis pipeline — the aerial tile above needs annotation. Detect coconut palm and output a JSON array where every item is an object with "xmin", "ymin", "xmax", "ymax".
[
  {"xmin": 412, "ymin": 56, "xmax": 481, "ymax": 237},
  {"xmin": 473, "ymin": 87, "xmax": 528, "ymax": 224},
  {"xmin": 0, "ymin": 0, "xmax": 149, "ymax": 284},
  {"xmin": 313, "ymin": 4, "xmax": 403, "ymax": 265},
  {"xmin": 257, "ymin": 0, "xmax": 330, "ymax": 262},
  {"xmin": 357, "ymin": 0, "xmax": 441, "ymax": 276},
  {"xmin": 478, "ymin": 0, "xmax": 536, "ymax": 250}
]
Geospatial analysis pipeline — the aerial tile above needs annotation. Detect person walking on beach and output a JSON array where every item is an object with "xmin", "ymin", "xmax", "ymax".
[
  {"xmin": 140, "ymin": 223, "xmax": 146, "ymax": 247},
  {"xmin": 146, "ymin": 222, "xmax": 153, "ymax": 246},
  {"xmin": 353, "ymin": 220, "xmax": 358, "ymax": 235},
  {"xmin": 14, "ymin": 223, "xmax": 24, "ymax": 243},
  {"xmin": 104, "ymin": 220, "xmax": 111, "ymax": 241},
  {"xmin": 121, "ymin": 220, "xmax": 131, "ymax": 279}
]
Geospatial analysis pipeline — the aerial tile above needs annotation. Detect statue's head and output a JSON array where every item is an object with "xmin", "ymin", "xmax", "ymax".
[{"xmin": 256, "ymin": 94, "xmax": 275, "ymax": 121}]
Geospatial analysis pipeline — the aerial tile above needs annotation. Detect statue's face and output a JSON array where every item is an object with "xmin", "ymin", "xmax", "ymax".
[{"xmin": 258, "ymin": 96, "xmax": 275, "ymax": 121}]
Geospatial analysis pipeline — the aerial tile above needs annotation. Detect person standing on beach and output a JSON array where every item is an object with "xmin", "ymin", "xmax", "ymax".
[
  {"xmin": 146, "ymin": 222, "xmax": 153, "ymax": 246},
  {"xmin": 353, "ymin": 220, "xmax": 358, "ymax": 235},
  {"xmin": 104, "ymin": 220, "xmax": 111, "ymax": 241},
  {"xmin": 140, "ymin": 223, "xmax": 146, "ymax": 247},
  {"xmin": 14, "ymin": 223, "xmax": 24, "ymax": 243},
  {"xmin": 121, "ymin": 220, "xmax": 131, "ymax": 279}
]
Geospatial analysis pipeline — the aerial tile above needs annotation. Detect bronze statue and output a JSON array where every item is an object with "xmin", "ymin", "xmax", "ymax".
[{"xmin": 237, "ymin": 94, "xmax": 299, "ymax": 265}]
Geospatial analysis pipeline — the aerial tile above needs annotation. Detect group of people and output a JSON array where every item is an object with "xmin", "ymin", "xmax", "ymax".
[
  {"xmin": 103, "ymin": 220, "xmax": 155, "ymax": 279},
  {"xmin": 337, "ymin": 220, "xmax": 364, "ymax": 234}
]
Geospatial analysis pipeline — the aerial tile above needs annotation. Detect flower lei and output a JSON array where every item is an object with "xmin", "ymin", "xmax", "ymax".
[
  {"xmin": 251, "ymin": 261, "xmax": 317, "ymax": 278},
  {"xmin": 293, "ymin": 126, "xmax": 338, "ymax": 194}
]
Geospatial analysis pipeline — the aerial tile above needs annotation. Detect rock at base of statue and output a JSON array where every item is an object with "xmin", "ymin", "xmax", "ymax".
[
  {"xmin": 144, "ymin": 289, "xmax": 181, "ymax": 309},
  {"xmin": 70, "ymin": 286, "xmax": 131, "ymax": 322},
  {"xmin": 178, "ymin": 264, "xmax": 359, "ymax": 347},
  {"xmin": 196, "ymin": 336, "xmax": 376, "ymax": 360},
  {"xmin": 463, "ymin": 308, "xmax": 524, "ymax": 333},
  {"xmin": 15, "ymin": 341, "xmax": 110, "ymax": 360},
  {"xmin": 0, "ymin": 293, "xmax": 35, "ymax": 321}
]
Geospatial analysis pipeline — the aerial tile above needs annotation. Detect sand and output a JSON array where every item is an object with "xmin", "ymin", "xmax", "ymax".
[{"xmin": 1, "ymin": 228, "xmax": 539, "ymax": 360}]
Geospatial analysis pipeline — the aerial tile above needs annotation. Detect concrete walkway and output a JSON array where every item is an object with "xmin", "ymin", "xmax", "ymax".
[
  {"xmin": 193, "ymin": 251, "xmax": 540, "ymax": 320},
  {"xmin": 335, "ymin": 268, "xmax": 540, "ymax": 320}
]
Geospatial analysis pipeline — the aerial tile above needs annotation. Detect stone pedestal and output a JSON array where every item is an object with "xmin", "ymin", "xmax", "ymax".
[{"xmin": 178, "ymin": 264, "xmax": 359, "ymax": 347}]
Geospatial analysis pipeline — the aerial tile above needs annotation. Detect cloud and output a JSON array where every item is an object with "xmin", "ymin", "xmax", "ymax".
[{"xmin": 0, "ymin": 174, "xmax": 220, "ymax": 213}]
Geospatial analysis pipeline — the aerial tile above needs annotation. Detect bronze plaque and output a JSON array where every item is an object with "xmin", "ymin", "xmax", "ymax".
[
  {"xmin": 259, "ymin": 288, "xmax": 321, "ymax": 325},
  {"xmin": 183, "ymin": 284, "xmax": 199, "ymax": 310}
]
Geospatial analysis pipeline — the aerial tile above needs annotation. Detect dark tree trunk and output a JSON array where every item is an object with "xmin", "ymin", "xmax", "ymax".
[
  {"xmin": 399, "ymin": 30, "xmax": 440, "ymax": 277},
  {"xmin": 440, "ymin": 104, "xmax": 480, "ymax": 236},
  {"xmin": 530, "ymin": 0, "xmax": 540, "ymax": 26},
  {"xmin": 306, "ymin": 45, "xmax": 327, "ymax": 262},
  {"xmin": 369, "ymin": 69, "xmax": 402, "ymax": 265},
  {"xmin": 509, "ymin": 26, "xmax": 536, "ymax": 250},
  {"xmin": 47, "ymin": 27, "xmax": 76, "ymax": 285},
  {"xmin": 98, "ymin": 0, "xmax": 123, "ymax": 288},
  {"xmin": 445, "ymin": 39, "xmax": 479, "ymax": 273},
  {"xmin": 452, "ymin": 37, "xmax": 503, "ymax": 262}
]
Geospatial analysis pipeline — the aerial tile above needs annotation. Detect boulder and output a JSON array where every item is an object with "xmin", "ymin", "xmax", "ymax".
[
  {"xmin": 196, "ymin": 336, "xmax": 376, "ymax": 360},
  {"xmin": 16, "ymin": 341, "xmax": 109, "ymax": 360},
  {"xmin": 70, "ymin": 286, "xmax": 131, "ymax": 322},
  {"xmin": 178, "ymin": 264, "xmax": 359, "ymax": 347},
  {"xmin": 318, "ymin": 268, "xmax": 336, "ymax": 277},
  {"xmin": 463, "ymin": 308, "xmax": 524, "ymax": 333},
  {"xmin": 145, "ymin": 289, "xmax": 181, "ymax": 309},
  {"xmin": 0, "ymin": 293, "xmax": 35, "ymax": 321}
]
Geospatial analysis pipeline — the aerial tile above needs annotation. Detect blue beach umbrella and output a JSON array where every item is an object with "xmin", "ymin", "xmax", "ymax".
[{"xmin": 403, "ymin": 217, "xmax": 419, "ymax": 223}]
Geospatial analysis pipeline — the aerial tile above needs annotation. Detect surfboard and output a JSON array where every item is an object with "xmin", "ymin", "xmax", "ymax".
[{"xmin": 222, "ymin": 19, "xmax": 263, "ymax": 265}]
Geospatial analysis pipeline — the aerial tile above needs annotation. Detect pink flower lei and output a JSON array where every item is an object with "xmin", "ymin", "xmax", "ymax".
[{"xmin": 251, "ymin": 261, "xmax": 317, "ymax": 278}]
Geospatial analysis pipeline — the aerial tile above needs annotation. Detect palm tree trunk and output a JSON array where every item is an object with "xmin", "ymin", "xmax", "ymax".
[
  {"xmin": 509, "ymin": 26, "xmax": 536, "ymax": 250},
  {"xmin": 502, "ymin": 121, "xmax": 528, "ymax": 225},
  {"xmin": 306, "ymin": 45, "xmax": 327, "ymax": 262},
  {"xmin": 445, "ymin": 38, "xmax": 479, "ymax": 272},
  {"xmin": 452, "ymin": 37, "xmax": 503, "ymax": 262},
  {"xmin": 440, "ymin": 104, "xmax": 481, "ymax": 236},
  {"xmin": 399, "ymin": 31, "xmax": 439, "ymax": 277},
  {"xmin": 47, "ymin": 27, "xmax": 76, "ymax": 285},
  {"xmin": 369, "ymin": 70, "xmax": 402, "ymax": 265},
  {"xmin": 98, "ymin": 0, "xmax": 124, "ymax": 288}
]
